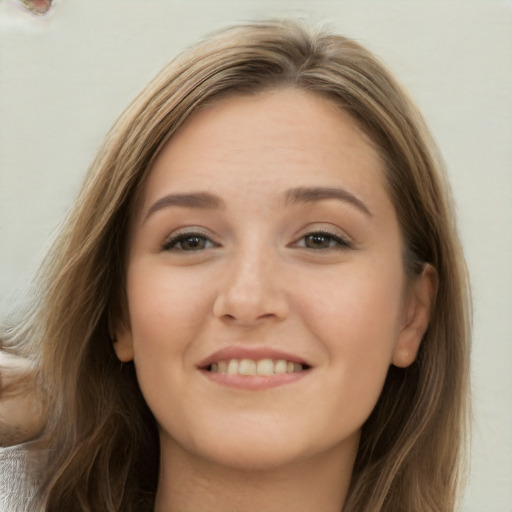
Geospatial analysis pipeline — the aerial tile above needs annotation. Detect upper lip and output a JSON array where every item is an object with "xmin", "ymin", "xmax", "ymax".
[{"xmin": 197, "ymin": 346, "xmax": 311, "ymax": 369}]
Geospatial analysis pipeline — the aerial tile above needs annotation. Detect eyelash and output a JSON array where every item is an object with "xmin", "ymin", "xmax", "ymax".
[
  {"xmin": 161, "ymin": 229, "xmax": 352, "ymax": 252},
  {"xmin": 161, "ymin": 230, "xmax": 216, "ymax": 252},
  {"xmin": 294, "ymin": 230, "xmax": 353, "ymax": 250}
]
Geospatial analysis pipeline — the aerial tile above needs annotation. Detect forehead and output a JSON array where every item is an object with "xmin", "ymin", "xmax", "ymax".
[{"xmin": 138, "ymin": 88, "xmax": 390, "ymax": 217}]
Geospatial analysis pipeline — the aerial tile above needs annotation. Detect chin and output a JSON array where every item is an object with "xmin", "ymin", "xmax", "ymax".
[
  {"xmin": 160, "ymin": 416, "xmax": 310, "ymax": 471},
  {"xmin": 169, "ymin": 417, "xmax": 358, "ymax": 473},
  {"xmin": 200, "ymin": 439, "xmax": 312, "ymax": 472}
]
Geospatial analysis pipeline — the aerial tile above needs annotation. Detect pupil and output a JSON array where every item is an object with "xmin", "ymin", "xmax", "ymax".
[
  {"xmin": 184, "ymin": 236, "xmax": 203, "ymax": 250},
  {"xmin": 307, "ymin": 234, "xmax": 329, "ymax": 248}
]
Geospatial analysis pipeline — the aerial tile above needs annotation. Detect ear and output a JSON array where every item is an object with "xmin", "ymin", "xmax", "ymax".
[
  {"xmin": 392, "ymin": 264, "xmax": 437, "ymax": 368},
  {"xmin": 110, "ymin": 317, "xmax": 135, "ymax": 363}
]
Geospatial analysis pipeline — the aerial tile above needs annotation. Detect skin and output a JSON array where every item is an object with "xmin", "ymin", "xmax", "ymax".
[{"xmin": 114, "ymin": 88, "xmax": 433, "ymax": 512}]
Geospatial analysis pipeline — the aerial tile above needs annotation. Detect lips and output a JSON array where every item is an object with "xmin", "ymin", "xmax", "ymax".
[
  {"xmin": 197, "ymin": 346, "xmax": 312, "ymax": 389},
  {"xmin": 198, "ymin": 346, "xmax": 311, "ymax": 372}
]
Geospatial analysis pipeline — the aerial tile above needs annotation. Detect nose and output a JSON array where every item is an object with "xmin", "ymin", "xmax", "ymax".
[{"xmin": 212, "ymin": 249, "xmax": 290, "ymax": 326}]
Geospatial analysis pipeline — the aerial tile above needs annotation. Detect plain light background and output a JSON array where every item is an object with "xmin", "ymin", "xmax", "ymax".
[{"xmin": 1, "ymin": 1, "xmax": 511, "ymax": 510}]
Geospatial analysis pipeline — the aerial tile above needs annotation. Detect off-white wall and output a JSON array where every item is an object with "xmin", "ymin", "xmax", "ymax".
[{"xmin": 1, "ymin": 1, "xmax": 511, "ymax": 510}]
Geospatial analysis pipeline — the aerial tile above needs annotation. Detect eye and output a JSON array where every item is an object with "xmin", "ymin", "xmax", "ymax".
[
  {"xmin": 162, "ymin": 231, "xmax": 216, "ymax": 252},
  {"xmin": 296, "ymin": 230, "xmax": 352, "ymax": 250}
]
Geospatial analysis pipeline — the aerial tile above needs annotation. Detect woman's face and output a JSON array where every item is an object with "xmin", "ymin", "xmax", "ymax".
[{"xmin": 115, "ymin": 88, "xmax": 429, "ymax": 471}]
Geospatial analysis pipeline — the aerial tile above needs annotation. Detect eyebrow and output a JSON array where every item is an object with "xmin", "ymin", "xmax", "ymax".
[
  {"xmin": 144, "ymin": 192, "xmax": 225, "ymax": 221},
  {"xmin": 285, "ymin": 186, "xmax": 373, "ymax": 217},
  {"xmin": 143, "ymin": 185, "xmax": 372, "ymax": 222}
]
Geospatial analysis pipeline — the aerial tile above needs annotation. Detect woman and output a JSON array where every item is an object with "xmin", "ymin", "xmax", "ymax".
[{"xmin": 0, "ymin": 19, "xmax": 470, "ymax": 512}]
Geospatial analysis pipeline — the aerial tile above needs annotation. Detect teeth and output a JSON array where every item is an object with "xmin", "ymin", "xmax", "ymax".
[
  {"xmin": 256, "ymin": 359, "xmax": 274, "ymax": 376},
  {"xmin": 209, "ymin": 358, "xmax": 305, "ymax": 376},
  {"xmin": 239, "ymin": 359, "xmax": 257, "ymax": 375},
  {"xmin": 274, "ymin": 359, "xmax": 287, "ymax": 374},
  {"xmin": 227, "ymin": 359, "xmax": 239, "ymax": 375}
]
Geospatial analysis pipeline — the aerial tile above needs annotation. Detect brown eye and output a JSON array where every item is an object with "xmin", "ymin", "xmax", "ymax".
[
  {"xmin": 304, "ymin": 234, "xmax": 333, "ymax": 249},
  {"xmin": 162, "ymin": 233, "xmax": 214, "ymax": 252},
  {"xmin": 298, "ymin": 231, "xmax": 352, "ymax": 250},
  {"xmin": 180, "ymin": 236, "xmax": 207, "ymax": 250}
]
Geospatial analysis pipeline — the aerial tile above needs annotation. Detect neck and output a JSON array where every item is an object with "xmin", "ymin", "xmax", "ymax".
[{"xmin": 154, "ymin": 437, "xmax": 357, "ymax": 512}]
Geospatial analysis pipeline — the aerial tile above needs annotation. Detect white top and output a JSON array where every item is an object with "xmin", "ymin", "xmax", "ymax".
[{"xmin": 0, "ymin": 444, "xmax": 33, "ymax": 512}]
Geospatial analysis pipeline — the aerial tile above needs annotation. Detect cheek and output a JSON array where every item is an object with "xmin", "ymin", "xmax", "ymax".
[
  {"xmin": 127, "ymin": 262, "xmax": 209, "ymax": 339},
  {"xmin": 125, "ymin": 262, "xmax": 213, "ymax": 384},
  {"xmin": 124, "ymin": 262, "xmax": 215, "ymax": 429},
  {"xmin": 302, "ymin": 257, "xmax": 404, "ymax": 343},
  {"xmin": 298, "ymin": 260, "xmax": 404, "ymax": 412}
]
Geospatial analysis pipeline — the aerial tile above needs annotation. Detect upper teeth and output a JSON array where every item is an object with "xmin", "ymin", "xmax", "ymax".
[{"xmin": 209, "ymin": 359, "xmax": 304, "ymax": 376}]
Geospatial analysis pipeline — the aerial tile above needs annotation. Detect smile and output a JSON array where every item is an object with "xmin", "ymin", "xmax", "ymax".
[
  {"xmin": 198, "ymin": 348, "xmax": 312, "ymax": 390},
  {"xmin": 207, "ymin": 359, "xmax": 307, "ymax": 376}
]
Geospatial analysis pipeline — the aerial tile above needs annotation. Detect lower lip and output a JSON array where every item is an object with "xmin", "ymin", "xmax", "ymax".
[{"xmin": 199, "ymin": 369, "xmax": 310, "ymax": 390}]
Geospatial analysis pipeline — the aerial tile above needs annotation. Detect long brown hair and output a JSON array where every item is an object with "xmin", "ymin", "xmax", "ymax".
[{"xmin": 6, "ymin": 20, "xmax": 470, "ymax": 511}]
